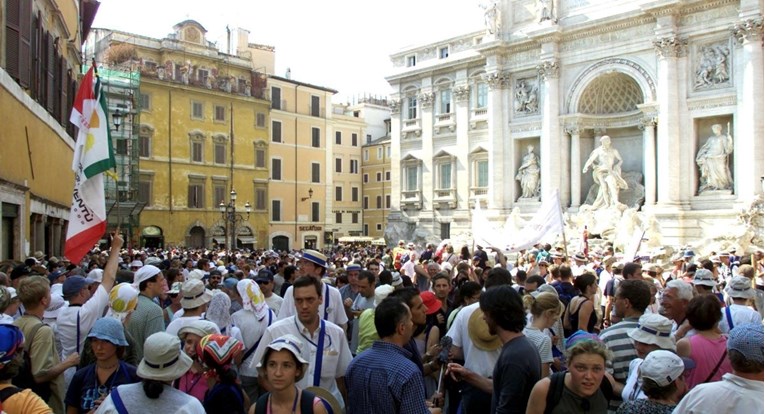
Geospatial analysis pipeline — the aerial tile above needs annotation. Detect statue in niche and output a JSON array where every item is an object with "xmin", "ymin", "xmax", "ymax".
[
  {"xmin": 181, "ymin": 61, "xmax": 191, "ymax": 85},
  {"xmin": 514, "ymin": 80, "xmax": 538, "ymax": 114},
  {"xmin": 582, "ymin": 135, "xmax": 628, "ymax": 209},
  {"xmin": 537, "ymin": 0, "xmax": 555, "ymax": 23},
  {"xmin": 516, "ymin": 145, "xmax": 541, "ymax": 199},
  {"xmin": 696, "ymin": 123, "xmax": 734, "ymax": 193},
  {"xmin": 480, "ymin": 0, "xmax": 501, "ymax": 35},
  {"xmin": 695, "ymin": 45, "xmax": 730, "ymax": 88}
]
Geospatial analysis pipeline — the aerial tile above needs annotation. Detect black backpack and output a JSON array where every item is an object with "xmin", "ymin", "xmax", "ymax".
[
  {"xmin": 12, "ymin": 322, "xmax": 52, "ymax": 402},
  {"xmin": 544, "ymin": 371, "xmax": 613, "ymax": 414}
]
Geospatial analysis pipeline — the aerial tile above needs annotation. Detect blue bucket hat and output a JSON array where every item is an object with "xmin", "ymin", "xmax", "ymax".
[
  {"xmin": 88, "ymin": 317, "xmax": 129, "ymax": 347},
  {"xmin": 0, "ymin": 324, "xmax": 24, "ymax": 365}
]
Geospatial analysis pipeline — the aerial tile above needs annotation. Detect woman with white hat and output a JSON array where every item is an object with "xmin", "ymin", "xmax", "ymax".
[
  {"xmin": 621, "ymin": 314, "xmax": 678, "ymax": 402},
  {"xmin": 175, "ymin": 320, "xmax": 220, "ymax": 404},
  {"xmin": 0, "ymin": 286, "xmax": 19, "ymax": 324},
  {"xmin": 95, "ymin": 332, "xmax": 205, "ymax": 413},
  {"xmin": 250, "ymin": 334, "xmax": 327, "ymax": 414},
  {"xmin": 66, "ymin": 318, "xmax": 140, "ymax": 413}
]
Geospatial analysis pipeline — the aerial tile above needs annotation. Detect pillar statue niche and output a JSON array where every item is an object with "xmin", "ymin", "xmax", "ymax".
[
  {"xmin": 515, "ymin": 144, "xmax": 541, "ymax": 200},
  {"xmin": 696, "ymin": 123, "xmax": 734, "ymax": 194}
]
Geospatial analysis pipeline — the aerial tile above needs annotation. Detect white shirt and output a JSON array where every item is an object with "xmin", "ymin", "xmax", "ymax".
[
  {"xmin": 251, "ymin": 316, "xmax": 352, "ymax": 411},
  {"xmin": 232, "ymin": 308, "xmax": 274, "ymax": 377},
  {"xmin": 598, "ymin": 270, "xmax": 613, "ymax": 307},
  {"xmin": 165, "ymin": 315, "xmax": 203, "ymax": 337},
  {"xmin": 277, "ymin": 282, "xmax": 348, "ymax": 328},
  {"xmin": 58, "ymin": 285, "xmax": 109, "ymax": 358},
  {"xmin": 264, "ymin": 294, "xmax": 284, "ymax": 316},
  {"xmin": 445, "ymin": 302, "xmax": 500, "ymax": 378},
  {"xmin": 402, "ymin": 260, "xmax": 416, "ymax": 278},
  {"xmin": 724, "ymin": 304, "xmax": 761, "ymax": 330},
  {"xmin": 672, "ymin": 373, "xmax": 764, "ymax": 414},
  {"xmin": 0, "ymin": 314, "xmax": 14, "ymax": 324},
  {"xmin": 96, "ymin": 383, "xmax": 205, "ymax": 414},
  {"xmin": 622, "ymin": 358, "xmax": 647, "ymax": 402}
]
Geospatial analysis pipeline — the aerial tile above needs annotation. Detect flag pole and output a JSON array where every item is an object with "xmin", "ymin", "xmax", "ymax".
[{"xmin": 94, "ymin": 58, "xmax": 123, "ymax": 239}]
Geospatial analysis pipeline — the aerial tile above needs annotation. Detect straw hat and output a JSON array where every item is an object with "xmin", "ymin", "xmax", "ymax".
[
  {"xmin": 306, "ymin": 386, "xmax": 343, "ymax": 414},
  {"xmin": 467, "ymin": 308, "xmax": 501, "ymax": 351}
]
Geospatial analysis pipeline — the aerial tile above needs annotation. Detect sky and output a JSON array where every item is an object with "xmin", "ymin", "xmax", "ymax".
[{"xmin": 92, "ymin": 0, "xmax": 485, "ymax": 103}]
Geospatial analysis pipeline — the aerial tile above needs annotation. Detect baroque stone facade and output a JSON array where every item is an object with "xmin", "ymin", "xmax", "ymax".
[{"xmin": 386, "ymin": 0, "xmax": 764, "ymax": 249}]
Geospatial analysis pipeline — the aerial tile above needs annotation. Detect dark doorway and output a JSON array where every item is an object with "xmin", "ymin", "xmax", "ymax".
[{"xmin": 272, "ymin": 235, "xmax": 289, "ymax": 252}]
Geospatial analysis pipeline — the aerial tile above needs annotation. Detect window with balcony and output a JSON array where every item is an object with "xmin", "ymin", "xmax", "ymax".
[
  {"xmin": 405, "ymin": 166, "xmax": 418, "ymax": 191},
  {"xmin": 438, "ymin": 163, "xmax": 452, "ymax": 190}
]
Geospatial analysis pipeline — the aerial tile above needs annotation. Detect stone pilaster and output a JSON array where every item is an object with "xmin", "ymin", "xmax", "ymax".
[
  {"xmin": 537, "ymin": 58, "xmax": 561, "ymax": 202},
  {"xmin": 485, "ymin": 71, "xmax": 509, "ymax": 209},
  {"xmin": 566, "ymin": 124, "xmax": 582, "ymax": 208},
  {"xmin": 639, "ymin": 115, "xmax": 658, "ymax": 207}
]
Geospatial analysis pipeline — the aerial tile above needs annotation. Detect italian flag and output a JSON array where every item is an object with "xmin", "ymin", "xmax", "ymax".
[{"xmin": 64, "ymin": 65, "xmax": 115, "ymax": 263}]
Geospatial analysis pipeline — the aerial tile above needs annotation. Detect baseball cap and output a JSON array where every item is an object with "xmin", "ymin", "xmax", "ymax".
[
  {"xmin": 640, "ymin": 350, "xmax": 694, "ymax": 387},
  {"xmin": 0, "ymin": 324, "xmax": 25, "ymax": 365},
  {"xmin": 255, "ymin": 269, "xmax": 274, "ymax": 283},
  {"xmin": 62, "ymin": 276, "xmax": 97, "ymax": 299},
  {"xmin": 10, "ymin": 265, "xmax": 31, "ymax": 280}
]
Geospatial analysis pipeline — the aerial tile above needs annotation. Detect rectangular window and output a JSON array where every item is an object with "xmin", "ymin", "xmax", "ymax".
[
  {"xmin": 439, "ymin": 47, "xmax": 449, "ymax": 59},
  {"xmin": 365, "ymin": 224, "xmax": 370, "ymax": 235},
  {"xmin": 350, "ymin": 160, "xmax": 359, "ymax": 174},
  {"xmin": 386, "ymin": 195, "xmax": 391, "ymax": 208},
  {"xmin": 192, "ymin": 102, "xmax": 203, "ymax": 119},
  {"xmin": 140, "ymin": 93, "xmax": 151, "ymax": 111},
  {"xmin": 198, "ymin": 69, "xmax": 208, "ymax": 85},
  {"xmin": 476, "ymin": 83, "xmax": 488, "ymax": 109},
  {"xmin": 214, "ymin": 105, "xmax": 226, "ymax": 121},
  {"xmin": 352, "ymin": 133, "xmax": 358, "ymax": 147},
  {"xmin": 272, "ymin": 159, "xmax": 282, "ymax": 180},
  {"xmin": 377, "ymin": 147, "xmax": 383, "ymax": 159},
  {"xmin": 311, "ymin": 95, "xmax": 320, "ymax": 117},
  {"xmin": 335, "ymin": 158, "xmax": 342, "ymax": 173},
  {"xmin": 376, "ymin": 223, "xmax": 382, "ymax": 231},
  {"xmin": 139, "ymin": 136, "xmax": 150, "ymax": 158},
  {"xmin": 335, "ymin": 186, "xmax": 343, "ymax": 201},
  {"xmin": 256, "ymin": 112, "xmax": 266, "ymax": 128},
  {"xmin": 311, "ymin": 202, "xmax": 320, "ymax": 222},
  {"xmin": 255, "ymin": 188, "xmax": 267, "ymax": 210},
  {"xmin": 214, "ymin": 143, "xmax": 226, "ymax": 164},
  {"xmin": 366, "ymin": 134, "xmax": 372, "ymax": 144},
  {"xmin": 191, "ymin": 142, "xmax": 203, "ymax": 162},
  {"xmin": 363, "ymin": 149, "xmax": 369, "ymax": 161},
  {"xmin": 440, "ymin": 90, "xmax": 451, "ymax": 114},
  {"xmin": 352, "ymin": 212, "xmax": 359, "ymax": 224},
  {"xmin": 406, "ymin": 166, "xmax": 418, "ymax": 191},
  {"xmin": 214, "ymin": 184, "xmax": 226, "ymax": 207},
  {"xmin": 407, "ymin": 97, "xmax": 417, "ymax": 119},
  {"xmin": 335, "ymin": 131, "xmax": 341, "ymax": 145},
  {"xmin": 406, "ymin": 55, "xmax": 416, "ymax": 67},
  {"xmin": 255, "ymin": 148, "xmax": 266, "ymax": 168},
  {"xmin": 376, "ymin": 172, "xmax": 382, "ymax": 182},
  {"xmin": 138, "ymin": 177, "xmax": 152, "ymax": 206},
  {"xmin": 335, "ymin": 212, "xmax": 343, "ymax": 224},
  {"xmin": 351, "ymin": 187, "xmax": 359, "ymax": 202},
  {"xmin": 311, "ymin": 163, "xmax": 320, "ymax": 183},
  {"xmin": 115, "ymin": 139, "xmax": 128, "ymax": 155},
  {"xmin": 440, "ymin": 223, "xmax": 451, "ymax": 239},
  {"xmin": 363, "ymin": 174, "xmax": 368, "ymax": 183},
  {"xmin": 439, "ymin": 163, "xmax": 452, "ymax": 189},
  {"xmin": 385, "ymin": 171, "xmax": 391, "ymax": 181},
  {"xmin": 376, "ymin": 196, "xmax": 382, "ymax": 209},
  {"xmin": 188, "ymin": 182, "xmax": 205, "ymax": 208},
  {"xmin": 363, "ymin": 197, "xmax": 369, "ymax": 209},
  {"xmin": 271, "ymin": 87, "xmax": 281, "ymax": 110},
  {"xmin": 386, "ymin": 146, "xmax": 391, "ymax": 158},
  {"xmin": 272, "ymin": 200, "xmax": 281, "ymax": 221},
  {"xmin": 477, "ymin": 160, "xmax": 489, "ymax": 187},
  {"xmin": 272, "ymin": 121, "xmax": 282, "ymax": 143},
  {"xmin": 311, "ymin": 127, "xmax": 320, "ymax": 148}
]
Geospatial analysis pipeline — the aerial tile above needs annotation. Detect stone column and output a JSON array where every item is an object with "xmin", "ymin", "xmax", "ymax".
[
  {"xmin": 419, "ymin": 90, "xmax": 435, "ymax": 217},
  {"xmin": 733, "ymin": 17, "xmax": 764, "ymax": 202},
  {"xmin": 387, "ymin": 97, "xmax": 402, "ymax": 226},
  {"xmin": 566, "ymin": 125, "xmax": 582, "ymax": 208},
  {"xmin": 639, "ymin": 116, "xmax": 658, "ymax": 207},
  {"xmin": 537, "ymin": 59, "xmax": 561, "ymax": 202},
  {"xmin": 486, "ymin": 71, "xmax": 509, "ymax": 209},
  {"xmin": 453, "ymin": 83, "xmax": 471, "ymax": 210},
  {"xmin": 653, "ymin": 34, "xmax": 688, "ymax": 206}
]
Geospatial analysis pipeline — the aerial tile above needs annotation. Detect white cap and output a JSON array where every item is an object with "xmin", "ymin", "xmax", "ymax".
[{"xmin": 640, "ymin": 350, "xmax": 694, "ymax": 387}]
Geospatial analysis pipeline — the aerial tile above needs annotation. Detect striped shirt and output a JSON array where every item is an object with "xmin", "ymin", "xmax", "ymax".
[{"xmin": 599, "ymin": 317, "xmax": 640, "ymax": 413}]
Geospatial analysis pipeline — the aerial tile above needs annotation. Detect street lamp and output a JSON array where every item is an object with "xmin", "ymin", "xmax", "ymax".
[
  {"xmin": 112, "ymin": 108, "xmax": 123, "ymax": 131},
  {"xmin": 219, "ymin": 188, "xmax": 251, "ymax": 251},
  {"xmin": 301, "ymin": 188, "xmax": 314, "ymax": 202}
]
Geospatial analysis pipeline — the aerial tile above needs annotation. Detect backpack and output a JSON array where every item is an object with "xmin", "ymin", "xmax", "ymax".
[
  {"xmin": 544, "ymin": 371, "xmax": 613, "ymax": 414},
  {"xmin": 254, "ymin": 389, "xmax": 321, "ymax": 414},
  {"xmin": 0, "ymin": 386, "xmax": 22, "ymax": 403},
  {"xmin": 12, "ymin": 322, "xmax": 52, "ymax": 402}
]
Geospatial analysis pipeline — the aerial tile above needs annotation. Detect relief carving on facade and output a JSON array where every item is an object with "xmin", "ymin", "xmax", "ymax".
[
  {"xmin": 514, "ymin": 78, "xmax": 539, "ymax": 114},
  {"xmin": 732, "ymin": 17, "xmax": 764, "ymax": 45},
  {"xmin": 653, "ymin": 36, "xmax": 688, "ymax": 58},
  {"xmin": 694, "ymin": 44, "xmax": 730, "ymax": 90},
  {"xmin": 536, "ymin": 60, "xmax": 560, "ymax": 80},
  {"xmin": 418, "ymin": 92, "xmax": 435, "ymax": 108},
  {"xmin": 453, "ymin": 86, "xmax": 470, "ymax": 102},
  {"xmin": 388, "ymin": 99, "xmax": 401, "ymax": 114}
]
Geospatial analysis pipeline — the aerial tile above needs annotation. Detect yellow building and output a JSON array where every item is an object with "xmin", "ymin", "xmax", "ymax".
[
  {"xmin": 87, "ymin": 21, "xmax": 271, "ymax": 248},
  {"xmin": 328, "ymin": 106, "xmax": 365, "ymax": 242},
  {"xmin": 361, "ymin": 135, "xmax": 392, "ymax": 238},
  {"xmin": 0, "ymin": 0, "xmax": 97, "ymax": 259}
]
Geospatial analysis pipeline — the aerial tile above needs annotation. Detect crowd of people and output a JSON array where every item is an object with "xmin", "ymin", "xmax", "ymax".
[{"xmin": 0, "ymin": 235, "xmax": 762, "ymax": 414}]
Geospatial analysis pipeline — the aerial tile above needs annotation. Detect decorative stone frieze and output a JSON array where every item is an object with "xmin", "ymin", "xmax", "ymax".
[{"xmin": 732, "ymin": 18, "xmax": 764, "ymax": 45}]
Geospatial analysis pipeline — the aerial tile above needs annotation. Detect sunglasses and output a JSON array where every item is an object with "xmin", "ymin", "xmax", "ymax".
[
  {"xmin": 168, "ymin": 293, "xmax": 179, "ymax": 298},
  {"xmin": 256, "ymin": 280, "xmax": 270, "ymax": 285}
]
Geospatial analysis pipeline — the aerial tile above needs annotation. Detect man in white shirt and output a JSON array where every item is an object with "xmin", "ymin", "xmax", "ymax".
[
  {"xmin": 252, "ymin": 276, "xmax": 352, "ymax": 410},
  {"xmin": 58, "ymin": 238, "xmax": 120, "ymax": 389},
  {"xmin": 673, "ymin": 323, "xmax": 763, "ymax": 414},
  {"xmin": 277, "ymin": 250, "xmax": 348, "ymax": 333},
  {"xmin": 256, "ymin": 268, "xmax": 283, "ymax": 316},
  {"xmin": 165, "ymin": 279, "xmax": 212, "ymax": 337},
  {"xmin": 232, "ymin": 279, "xmax": 275, "ymax": 404}
]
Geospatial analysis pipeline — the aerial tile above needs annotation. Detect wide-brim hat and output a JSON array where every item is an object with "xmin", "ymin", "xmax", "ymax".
[
  {"xmin": 137, "ymin": 332, "xmax": 193, "ymax": 382},
  {"xmin": 88, "ymin": 317, "xmax": 129, "ymax": 346},
  {"xmin": 391, "ymin": 272, "xmax": 403, "ymax": 287},
  {"xmin": 628, "ymin": 314, "xmax": 675, "ymax": 351},
  {"xmin": 181, "ymin": 279, "xmax": 213, "ymax": 308},
  {"xmin": 467, "ymin": 308, "xmax": 501, "ymax": 351},
  {"xmin": 256, "ymin": 334, "xmax": 309, "ymax": 381},
  {"xmin": 301, "ymin": 250, "xmax": 328, "ymax": 268},
  {"xmin": 691, "ymin": 269, "xmax": 716, "ymax": 287},
  {"xmin": 306, "ymin": 386, "xmax": 343, "ymax": 414},
  {"xmin": 573, "ymin": 252, "xmax": 587, "ymax": 262},
  {"xmin": 178, "ymin": 319, "xmax": 220, "ymax": 339},
  {"xmin": 725, "ymin": 276, "xmax": 756, "ymax": 299},
  {"xmin": 420, "ymin": 291, "xmax": 442, "ymax": 315}
]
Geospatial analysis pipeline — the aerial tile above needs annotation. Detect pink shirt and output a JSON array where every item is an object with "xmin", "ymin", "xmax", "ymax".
[
  {"xmin": 685, "ymin": 334, "xmax": 733, "ymax": 390},
  {"xmin": 177, "ymin": 370, "xmax": 209, "ymax": 403}
]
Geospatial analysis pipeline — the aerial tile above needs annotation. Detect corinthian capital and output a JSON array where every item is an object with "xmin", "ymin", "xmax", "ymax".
[
  {"xmin": 485, "ymin": 72, "xmax": 509, "ymax": 90},
  {"xmin": 388, "ymin": 99, "xmax": 401, "ymax": 114},
  {"xmin": 536, "ymin": 60, "xmax": 560, "ymax": 81},
  {"xmin": 419, "ymin": 92, "xmax": 435, "ymax": 108},
  {"xmin": 653, "ymin": 36, "xmax": 688, "ymax": 58},
  {"xmin": 453, "ymin": 86, "xmax": 470, "ymax": 102},
  {"xmin": 732, "ymin": 17, "xmax": 764, "ymax": 46}
]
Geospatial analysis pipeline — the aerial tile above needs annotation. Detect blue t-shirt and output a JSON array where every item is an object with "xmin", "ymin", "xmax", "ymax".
[{"xmin": 65, "ymin": 361, "xmax": 140, "ymax": 413}]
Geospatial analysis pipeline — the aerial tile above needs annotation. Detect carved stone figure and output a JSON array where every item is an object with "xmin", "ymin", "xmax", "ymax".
[
  {"xmin": 181, "ymin": 61, "xmax": 191, "ymax": 85},
  {"xmin": 480, "ymin": 0, "xmax": 501, "ymax": 35},
  {"xmin": 695, "ymin": 45, "xmax": 730, "ymax": 89},
  {"xmin": 537, "ymin": 0, "xmax": 555, "ymax": 23},
  {"xmin": 157, "ymin": 66, "xmax": 166, "ymax": 80},
  {"xmin": 582, "ymin": 135, "xmax": 628, "ymax": 209},
  {"xmin": 516, "ymin": 145, "xmax": 541, "ymax": 199},
  {"xmin": 514, "ymin": 80, "xmax": 539, "ymax": 114},
  {"xmin": 696, "ymin": 123, "xmax": 733, "ymax": 193}
]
